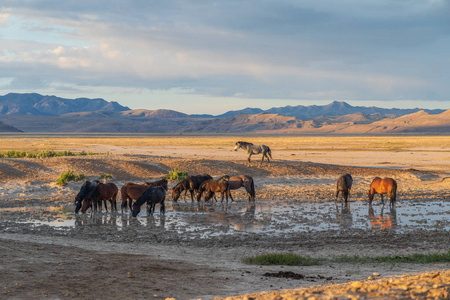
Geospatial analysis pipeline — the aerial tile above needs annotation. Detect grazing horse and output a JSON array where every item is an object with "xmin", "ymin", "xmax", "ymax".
[
  {"xmin": 368, "ymin": 177, "xmax": 397, "ymax": 207},
  {"xmin": 74, "ymin": 180, "xmax": 100, "ymax": 213},
  {"xmin": 120, "ymin": 178, "xmax": 168, "ymax": 211},
  {"xmin": 219, "ymin": 175, "xmax": 256, "ymax": 202},
  {"xmin": 335, "ymin": 173, "xmax": 353, "ymax": 204},
  {"xmin": 196, "ymin": 179, "xmax": 231, "ymax": 202},
  {"xmin": 80, "ymin": 182, "xmax": 119, "ymax": 213},
  {"xmin": 132, "ymin": 186, "xmax": 166, "ymax": 217},
  {"xmin": 172, "ymin": 174, "xmax": 212, "ymax": 202},
  {"xmin": 234, "ymin": 141, "xmax": 272, "ymax": 167}
]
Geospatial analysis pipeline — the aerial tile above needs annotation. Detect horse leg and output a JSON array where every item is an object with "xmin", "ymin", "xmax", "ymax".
[
  {"xmin": 259, "ymin": 154, "xmax": 264, "ymax": 167},
  {"xmin": 344, "ymin": 191, "xmax": 349, "ymax": 203},
  {"xmin": 247, "ymin": 154, "xmax": 252, "ymax": 167},
  {"xmin": 160, "ymin": 201, "xmax": 165, "ymax": 215},
  {"xmin": 266, "ymin": 153, "xmax": 271, "ymax": 166},
  {"xmin": 228, "ymin": 190, "xmax": 234, "ymax": 202},
  {"xmin": 380, "ymin": 194, "xmax": 385, "ymax": 206},
  {"xmin": 104, "ymin": 199, "xmax": 108, "ymax": 212}
]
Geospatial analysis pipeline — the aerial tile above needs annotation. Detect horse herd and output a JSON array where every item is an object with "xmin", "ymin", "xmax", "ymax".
[
  {"xmin": 74, "ymin": 174, "xmax": 256, "ymax": 217},
  {"xmin": 73, "ymin": 141, "xmax": 398, "ymax": 218}
]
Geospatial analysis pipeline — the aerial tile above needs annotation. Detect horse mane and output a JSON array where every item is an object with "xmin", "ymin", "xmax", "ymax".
[{"xmin": 237, "ymin": 141, "xmax": 253, "ymax": 146}]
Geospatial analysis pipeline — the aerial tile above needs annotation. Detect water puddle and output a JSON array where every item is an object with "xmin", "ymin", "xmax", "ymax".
[{"xmin": 1, "ymin": 198, "xmax": 448, "ymax": 238}]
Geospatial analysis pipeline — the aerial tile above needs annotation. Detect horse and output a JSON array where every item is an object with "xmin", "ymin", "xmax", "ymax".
[
  {"xmin": 234, "ymin": 141, "xmax": 272, "ymax": 167},
  {"xmin": 219, "ymin": 175, "xmax": 256, "ymax": 202},
  {"xmin": 80, "ymin": 182, "xmax": 119, "ymax": 213},
  {"xmin": 74, "ymin": 180, "xmax": 100, "ymax": 213},
  {"xmin": 335, "ymin": 173, "xmax": 353, "ymax": 204},
  {"xmin": 172, "ymin": 174, "xmax": 212, "ymax": 202},
  {"xmin": 132, "ymin": 186, "xmax": 166, "ymax": 217},
  {"xmin": 368, "ymin": 177, "xmax": 397, "ymax": 207},
  {"xmin": 196, "ymin": 178, "xmax": 231, "ymax": 202},
  {"xmin": 120, "ymin": 178, "xmax": 168, "ymax": 211}
]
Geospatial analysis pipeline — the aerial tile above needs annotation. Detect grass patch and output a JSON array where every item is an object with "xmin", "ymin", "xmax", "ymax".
[
  {"xmin": 98, "ymin": 174, "xmax": 113, "ymax": 180},
  {"xmin": 243, "ymin": 253, "xmax": 325, "ymax": 266},
  {"xmin": 0, "ymin": 150, "xmax": 96, "ymax": 158},
  {"xmin": 331, "ymin": 252, "xmax": 450, "ymax": 264},
  {"xmin": 56, "ymin": 170, "xmax": 85, "ymax": 186},
  {"xmin": 244, "ymin": 251, "xmax": 450, "ymax": 266},
  {"xmin": 164, "ymin": 167, "xmax": 189, "ymax": 181}
]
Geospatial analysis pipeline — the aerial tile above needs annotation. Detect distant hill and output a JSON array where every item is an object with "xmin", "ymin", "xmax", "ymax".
[
  {"xmin": 0, "ymin": 93, "xmax": 448, "ymax": 134},
  {"xmin": 0, "ymin": 93, "xmax": 130, "ymax": 116},
  {"xmin": 219, "ymin": 101, "xmax": 445, "ymax": 119},
  {"xmin": 0, "ymin": 121, "xmax": 22, "ymax": 132}
]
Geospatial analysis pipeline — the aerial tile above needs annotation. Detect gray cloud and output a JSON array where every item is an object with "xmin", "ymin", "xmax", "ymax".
[{"xmin": 1, "ymin": 0, "xmax": 449, "ymax": 110}]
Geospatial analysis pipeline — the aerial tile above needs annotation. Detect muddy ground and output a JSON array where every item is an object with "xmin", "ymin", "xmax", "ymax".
[{"xmin": 0, "ymin": 144, "xmax": 449, "ymax": 299}]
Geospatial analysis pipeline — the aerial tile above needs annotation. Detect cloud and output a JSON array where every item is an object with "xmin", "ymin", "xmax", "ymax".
[{"xmin": 0, "ymin": 0, "xmax": 449, "ymax": 111}]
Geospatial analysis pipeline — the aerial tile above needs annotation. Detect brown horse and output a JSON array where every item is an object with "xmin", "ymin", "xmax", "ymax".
[
  {"xmin": 219, "ymin": 175, "xmax": 255, "ymax": 202},
  {"xmin": 172, "ymin": 174, "xmax": 212, "ymax": 202},
  {"xmin": 368, "ymin": 177, "xmax": 397, "ymax": 207},
  {"xmin": 80, "ymin": 182, "xmax": 119, "ymax": 213},
  {"xmin": 121, "ymin": 178, "xmax": 168, "ymax": 211},
  {"xmin": 196, "ymin": 179, "xmax": 231, "ymax": 202},
  {"xmin": 336, "ymin": 173, "xmax": 353, "ymax": 204}
]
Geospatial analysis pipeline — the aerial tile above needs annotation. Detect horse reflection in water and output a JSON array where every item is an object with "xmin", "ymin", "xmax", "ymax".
[
  {"xmin": 335, "ymin": 201, "xmax": 353, "ymax": 229},
  {"xmin": 74, "ymin": 212, "xmax": 118, "ymax": 227},
  {"xmin": 369, "ymin": 205, "xmax": 397, "ymax": 230}
]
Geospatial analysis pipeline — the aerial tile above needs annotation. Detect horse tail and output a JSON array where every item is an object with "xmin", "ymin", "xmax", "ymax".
[
  {"xmin": 250, "ymin": 178, "xmax": 256, "ymax": 201},
  {"xmin": 267, "ymin": 147, "xmax": 272, "ymax": 159},
  {"xmin": 391, "ymin": 180, "xmax": 398, "ymax": 203}
]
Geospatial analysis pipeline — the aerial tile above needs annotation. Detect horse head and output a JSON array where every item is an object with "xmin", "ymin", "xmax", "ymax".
[{"xmin": 131, "ymin": 202, "xmax": 141, "ymax": 217}]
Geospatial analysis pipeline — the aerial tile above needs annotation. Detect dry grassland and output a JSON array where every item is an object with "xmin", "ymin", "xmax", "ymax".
[{"xmin": 0, "ymin": 135, "xmax": 449, "ymax": 152}]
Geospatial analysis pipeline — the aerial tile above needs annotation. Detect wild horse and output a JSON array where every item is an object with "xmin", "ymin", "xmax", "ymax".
[
  {"xmin": 74, "ymin": 180, "xmax": 100, "ymax": 213},
  {"xmin": 132, "ymin": 186, "xmax": 166, "ymax": 217},
  {"xmin": 172, "ymin": 174, "xmax": 212, "ymax": 202},
  {"xmin": 335, "ymin": 173, "xmax": 353, "ymax": 204},
  {"xmin": 121, "ymin": 178, "xmax": 168, "ymax": 211},
  {"xmin": 368, "ymin": 177, "xmax": 397, "ymax": 207},
  {"xmin": 219, "ymin": 175, "xmax": 256, "ymax": 202},
  {"xmin": 196, "ymin": 178, "xmax": 231, "ymax": 202},
  {"xmin": 234, "ymin": 141, "xmax": 272, "ymax": 167},
  {"xmin": 80, "ymin": 182, "xmax": 119, "ymax": 213}
]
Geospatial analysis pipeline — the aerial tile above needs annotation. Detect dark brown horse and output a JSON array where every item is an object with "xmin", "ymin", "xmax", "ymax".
[
  {"xmin": 335, "ymin": 173, "xmax": 353, "ymax": 204},
  {"xmin": 132, "ymin": 186, "xmax": 166, "ymax": 217},
  {"xmin": 172, "ymin": 174, "xmax": 212, "ymax": 202},
  {"xmin": 74, "ymin": 180, "xmax": 100, "ymax": 213},
  {"xmin": 219, "ymin": 175, "xmax": 255, "ymax": 202},
  {"xmin": 80, "ymin": 182, "xmax": 119, "ymax": 213},
  {"xmin": 196, "ymin": 178, "xmax": 231, "ymax": 202},
  {"xmin": 121, "ymin": 178, "xmax": 168, "ymax": 211},
  {"xmin": 368, "ymin": 177, "xmax": 397, "ymax": 207}
]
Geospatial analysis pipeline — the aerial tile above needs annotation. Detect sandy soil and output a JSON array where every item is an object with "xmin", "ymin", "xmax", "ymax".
[{"xmin": 0, "ymin": 140, "xmax": 449, "ymax": 299}]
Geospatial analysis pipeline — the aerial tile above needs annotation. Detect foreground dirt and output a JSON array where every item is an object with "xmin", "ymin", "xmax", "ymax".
[{"xmin": 0, "ymin": 143, "xmax": 449, "ymax": 299}]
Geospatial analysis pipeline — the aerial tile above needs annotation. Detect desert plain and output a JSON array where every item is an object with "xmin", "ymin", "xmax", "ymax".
[{"xmin": 0, "ymin": 135, "xmax": 449, "ymax": 299}]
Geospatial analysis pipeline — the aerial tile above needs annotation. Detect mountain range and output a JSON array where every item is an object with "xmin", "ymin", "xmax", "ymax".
[{"xmin": 0, "ymin": 93, "xmax": 448, "ymax": 134}]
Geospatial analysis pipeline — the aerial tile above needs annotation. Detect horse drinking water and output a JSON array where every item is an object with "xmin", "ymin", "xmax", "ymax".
[
  {"xmin": 80, "ymin": 182, "xmax": 119, "ymax": 213},
  {"xmin": 132, "ymin": 186, "xmax": 166, "ymax": 217},
  {"xmin": 368, "ymin": 177, "xmax": 397, "ymax": 207},
  {"xmin": 120, "ymin": 178, "xmax": 168, "ymax": 211},
  {"xmin": 234, "ymin": 141, "xmax": 272, "ymax": 167},
  {"xmin": 74, "ymin": 180, "xmax": 100, "ymax": 213}
]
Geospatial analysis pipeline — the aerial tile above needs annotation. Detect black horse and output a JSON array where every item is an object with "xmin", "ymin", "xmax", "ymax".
[
  {"xmin": 172, "ymin": 174, "xmax": 212, "ymax": 202},
  {"xmin": 335, "ymin": 173, "xmax": 353, "ymax": 204},
  {"xmin": 132, "ymin": 186, "xmax": 166, "ymax": 217},
  {"xmin": 234, "ymin": 141, "xmax": 272, "ymax": 167},
  {"xmin": 74, "ymin": 180, "xmax": 100, "ymax": 213}
]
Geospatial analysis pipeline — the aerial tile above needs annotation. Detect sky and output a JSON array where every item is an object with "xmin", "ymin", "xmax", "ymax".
[{"xmin": 1, "ymin": 0, "xmax": 449, "ymax": 114}]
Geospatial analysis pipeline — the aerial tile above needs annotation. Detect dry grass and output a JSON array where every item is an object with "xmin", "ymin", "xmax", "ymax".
[{"xmin": 0, "ymin": 135, "xmax": 449, "ymax": 152}]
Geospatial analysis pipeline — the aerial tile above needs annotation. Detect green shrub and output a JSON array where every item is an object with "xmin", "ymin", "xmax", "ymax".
[
  {"xmin": 56, "ymin": 170, "xmax": 85, "ymax": 186},
  {"xmin": 164, "ymin": 168, "xmax": 188, "ymax": 181},
  {"xmin": 0, "ymin": 150, "xmax": 96, "ymax": 159},
  {"xmin": 99, "ymin": 174, "xmax": 113, "ymax": 180}
]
